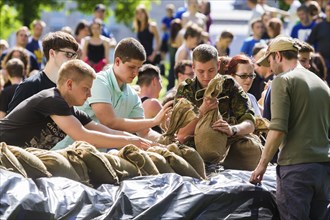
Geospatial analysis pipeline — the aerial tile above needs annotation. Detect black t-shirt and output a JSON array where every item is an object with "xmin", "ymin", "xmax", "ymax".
[
  {"xmin": 7, "ymin": 71, "xmax": 56, "ymax": 113},
  {"xmin": 0, "ymin": 84, "xmax": 18, "ymax": 113},
  {"xmin": 0, "ymin": 88, "xmax": 92, "ymax": 149}
]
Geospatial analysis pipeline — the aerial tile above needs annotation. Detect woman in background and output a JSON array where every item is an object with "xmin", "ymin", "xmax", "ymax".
[
  {"xmin": 226, "ymin": 54, "xmax": 262, "ymax": 116},
  {"xmin": 82, "ymin": 18, "xmax": 111, "ymax": 72},
  {"xmin": 134, "ymin": 5, "xmax": 161, "ymax": 65}
]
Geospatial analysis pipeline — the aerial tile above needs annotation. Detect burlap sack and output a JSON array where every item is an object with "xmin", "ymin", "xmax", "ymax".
[
  {"xmin": 148, "ymin": 146, "xmax": 202, "ymax": 179},
  {"xmin": 195, "ymin": 74, "xmax": 228, "ymax": 163},
  {"xmin": 0, "ymin": 142, "xmax": 27, "ymax": 177},
  {"xmin": 7, "ymin": 145, "xmax": 51, "ymax": 178},
  {"xmin": 102, "ymin": 153, "xmax": 140, "ymax": 181},
  {"xmin": 118, "ymin": 144, "xmax": 159, "ymax": 176},
  {"xmin": 254, "ymin": 117, "xmax": 270, "ymax": 138},
  {"xmin": 67, "ymin": 141, "xmax": 98, "ymax": 153},
  {"xmin": 57, "ymin": 149, "xmax": 90, "ymax": 184},
  {"xmin": 26, "ymin": 148, "xmax": 81, "ymax": 181},
  {"xmin": 146, "ymin": 151, "xmax": 175, "ymax": 173},
  {"xmin": 222, "ymin": 134, "xmax": 263, "ymax": 171},
  {"xmin": 77, "ymin": 148, "xmax": 119, "ymax": 185},
  {"xmin": 166, "ymin": 143, "xmax": 182, "ymax": 156},
  {"xmin": 157, "ymin": 99, "xmax": 197, "ymax": 145},
  {"xmin": 178, "ymin": 144, "xmax": 206, "ymax": 179}
]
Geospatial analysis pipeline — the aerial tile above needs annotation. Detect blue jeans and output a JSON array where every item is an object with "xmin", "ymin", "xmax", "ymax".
[{"xmin": 276, "ymin": 162, "xmax": 330, "ymax": 220}]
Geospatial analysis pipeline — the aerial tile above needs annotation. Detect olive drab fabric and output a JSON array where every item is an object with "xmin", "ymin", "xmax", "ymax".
[
  {"xmin": 157, "ymin": 98, "xmax": 197, "ymax": 145},
  {"xmin": 194, "ymin": 74, "xmax": 228, "ymax": 164}
]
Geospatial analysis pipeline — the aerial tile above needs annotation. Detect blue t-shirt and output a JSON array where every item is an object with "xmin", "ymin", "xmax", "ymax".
[
  {"xmin": 26, "ymin": 38, "xmax": 43, "ymax": 68},
  {"xmin": 290, "ymin": 21, "xmax": 316, "ymax": 42},
  {"xmin": 162, "ymin": 16, "xmax": 174, "ymax": 40},
  {"xmin": 240, "ymin": 37, "xmax": 265, "ymax": 57}
]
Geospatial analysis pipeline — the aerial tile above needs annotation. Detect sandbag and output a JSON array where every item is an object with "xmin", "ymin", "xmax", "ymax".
[
  {"xmin": 67, "ymin": 141, "xmax": 98, "ymax": 153},
  {"xmin": 102, "ymin": 153, "xmax": 140, "ymax": 181},
  {"xmin": 66, "ymin": 141, "xmax": 119, "ymax": 185},
  {"xmin": 0, "ymin": 142, "xmax": 27, "ymax": 177},
  {"xmin": 57, "ymin": 149, "xmax": 90, "ymax": 184},
  {"xmin": 157, "ymin": 99, "xmax": 197, "ymax": 145},
  {"xmin": 148, "ymin": 146, "xmax": 202, "ymax": 179},
  {"xmin": 167, "ymin": 143, "xmax": 206, "ymax": 179},
  {"xmin": 146, "ymin": 151, "xmax": 175, "ymax": 174},
  {"xmin": 195, "ymin": 74, "xmax": 228, "ymax": 163},
  {"xmin": 7, "ymin": 145, "xmax": 51, "ymax": 178},
  {"xmin": 222, "ymin": 134, "xmax": 263, "ymax": 171},
  {"xmin": 118, "ymin": 144, "xmax": 159, "ymax": 176},
  {"xmin": 26, "ymin": 148, "xmax": 81, "ymax": 181},
  {"xmin": 178, "ymin": 144, "xmax": 207, "ymax": 179}
]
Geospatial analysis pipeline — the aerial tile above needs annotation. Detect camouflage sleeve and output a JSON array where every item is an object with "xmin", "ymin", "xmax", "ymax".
[
  {"xmin": 225, "ymin": 77, "xmax": 256, "ymax": 125},
  {"xmin": 174, "ymin": 79, "xmax": 200, "ymax": 114}
]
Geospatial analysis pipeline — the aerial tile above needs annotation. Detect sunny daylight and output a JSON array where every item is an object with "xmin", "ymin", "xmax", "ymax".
[{"xmin": 0, "ymin": 0, "xmax": 329, "ymax": 219}]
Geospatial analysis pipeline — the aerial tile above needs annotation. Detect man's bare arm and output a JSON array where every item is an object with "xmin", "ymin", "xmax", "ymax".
[{"xmin": 51, "ymin": 115, "xmax": 151, "ymax": 150}]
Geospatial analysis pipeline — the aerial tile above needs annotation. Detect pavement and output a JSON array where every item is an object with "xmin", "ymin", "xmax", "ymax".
[{"xmin": 209, "ymin": 0, "xmax": 252, "ymax": 56}]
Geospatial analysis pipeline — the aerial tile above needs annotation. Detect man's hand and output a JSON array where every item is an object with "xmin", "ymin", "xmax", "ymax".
[
  {"xmin": 154, "ymin": 100, "xmax": 173, "ymax": 125},
  {"xmin": 249, "ymin": 163, "xmax": 267, "ymax": 184},
  {"xmin": 212, "ymin": 119, "xmax": 233, "ymax": 136},
  {"xmin": 199, "ymin": 97, "xmax": 218, "ymax": 117},
  {"xmin": 130, "ymin": 137, "xmax": 152, "ymax": 150}
]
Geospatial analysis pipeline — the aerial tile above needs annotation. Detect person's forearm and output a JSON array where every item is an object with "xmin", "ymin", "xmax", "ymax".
[
  {"xmin": 76, "ymin": 130, "xmax": 134, "ymax": 149},
  {"xmin": 177, "ymin": 117, "xmax": 199, "ymax": 143},
  {"xmin": 137, "ymin": 128, "xmax": 160, "ymax": 142},
  {"xmin": 233, "ymin": 120, "xmax": 255, "ymax": 136},
  {"xmin": 101, "ymin": 116, "xmax": 158, "ymax": 133}
]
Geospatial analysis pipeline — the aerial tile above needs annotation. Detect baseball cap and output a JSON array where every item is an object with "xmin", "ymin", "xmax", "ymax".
[
  {"xmin": 94, "ymin": 4, "xmax": 106, "ymax": 12},
  {"xmin": 257, "ymin": 36, "xmax": 300, "ymax": 67}
]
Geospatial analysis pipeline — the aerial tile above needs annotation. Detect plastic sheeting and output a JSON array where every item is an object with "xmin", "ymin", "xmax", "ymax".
[{"xmin": 0, "ymin": 166, "xmax": 279, "ymax": 219}]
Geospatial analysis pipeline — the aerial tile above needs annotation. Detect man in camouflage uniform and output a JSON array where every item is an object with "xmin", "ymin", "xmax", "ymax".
[{"xmin": 174, "ymin": 44, "xmax": 262, "ymax": 170}]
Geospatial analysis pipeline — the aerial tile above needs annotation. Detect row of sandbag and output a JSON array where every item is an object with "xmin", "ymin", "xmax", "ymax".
[{"xmin": 0, "ymin": 141, "xmax": 207, "ymax": 187}]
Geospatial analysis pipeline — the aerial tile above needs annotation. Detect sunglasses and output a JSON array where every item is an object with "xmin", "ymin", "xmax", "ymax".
[
  {"xmin": 234, "ymin": 73, "xmax": 256, "ymax": 79},
  {"xmin": 57, "ymin": 49, "xmax": 78, "ymax": 59}
]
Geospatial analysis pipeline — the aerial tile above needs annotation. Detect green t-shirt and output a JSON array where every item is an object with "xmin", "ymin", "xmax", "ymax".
[
  {"xmin": 52, "ymin": 65, "xmax": 144, "ymax": 150},
  {"xmin": 270, "ymin": 65, "xmax": 330, "ymax": 165}
]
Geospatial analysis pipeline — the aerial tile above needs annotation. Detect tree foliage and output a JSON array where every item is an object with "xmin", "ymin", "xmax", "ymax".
[
  {"xmin": 0, "ymin": 0, "xmax": 158, "ymax": 39},
  {"xmin": 0, "ymin": 4, "xmax": 21, "ymax": 39},
  {"xmin": 73, "ymin": 0, "xmax": 157, "ymax": 27}
]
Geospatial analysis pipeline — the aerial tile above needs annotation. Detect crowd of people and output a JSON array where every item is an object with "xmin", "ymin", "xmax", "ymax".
[{"xmin": 0, "ymin": 1, "xmax": 329, "ymax": 219}]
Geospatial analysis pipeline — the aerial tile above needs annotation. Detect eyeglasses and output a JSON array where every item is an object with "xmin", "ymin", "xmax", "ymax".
[
  {"xmin": 234, "ymin": 73, "xmax": 256, "ymax": 79},
  {"xmin": 183, "ymin": 72, "xmax": 195, "ymax": 77},
  {"xmin": 57, "ymin": 49, "xmax": 78, "ymax": 59}
]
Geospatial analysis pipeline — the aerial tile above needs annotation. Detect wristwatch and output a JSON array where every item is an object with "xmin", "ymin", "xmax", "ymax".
[{"xmin": 231, "ymin": 126, "xmax": 238, "ymax": 137}]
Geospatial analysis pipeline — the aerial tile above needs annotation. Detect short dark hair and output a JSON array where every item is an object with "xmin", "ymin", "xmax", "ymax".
[
  {"xmin": 270, "ymin": 50, "xmax": 298, "ymax": 61},
  {"xmin": 183, "ymin": 23, "xmax": 203, "ymax": 40},
  {"xmin": 136, "ymin": 64, "xmax": 160, "ymax": 87},
  {"xmin": 42, "ymin": 31, "xmax": 79, "ymax": 61},
  {"xmin": 114, "ymin": 38, "xmax": 146, "ymax": 63},
  {"xmin": 296, "ymin": 40, "xmax": 314, "ymax": 53},
  {"xmin": 297, "ymin": 5, "xmax": 308, "ymax": 14},
  {"xmin": 174, "ymin": 60, "xmax": 192, "ymax": 79},
  {"xmin": 219, "ymin": 31, "xmax": 234, "ymax": 40},
  {"xmin": 74, "ymin": 19, "xmax": 89, "ymax": 36},
  {"xmin": 309, "ymin": 53, "xmax": 327, "ymax": 80},
  {"xmin": 5, "ymin": 58, "xmax": 24, "ymax": 78},
  {"xmin": 251, "ymin": 18, "xmax": 262, "ymax": 29},
  {"xmin": 193, "ymin": 44, "xmax": 218, "ymax": 63}
]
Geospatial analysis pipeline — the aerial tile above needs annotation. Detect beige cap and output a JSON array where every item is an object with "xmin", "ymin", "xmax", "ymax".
[{"xmin": 257, "ymin": 36, "xmax": 300, "ymax": 67}]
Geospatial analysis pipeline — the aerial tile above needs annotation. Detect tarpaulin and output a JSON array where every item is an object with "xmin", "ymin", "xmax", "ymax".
[{"xmin": 0, "ymin": 166, "xmax": 279, "ymax": 219}]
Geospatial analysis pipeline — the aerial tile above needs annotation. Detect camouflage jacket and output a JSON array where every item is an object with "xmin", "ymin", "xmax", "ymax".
[{"xmin": 174, "ymin": 74, "xmax": 256, "ymax": 125}]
